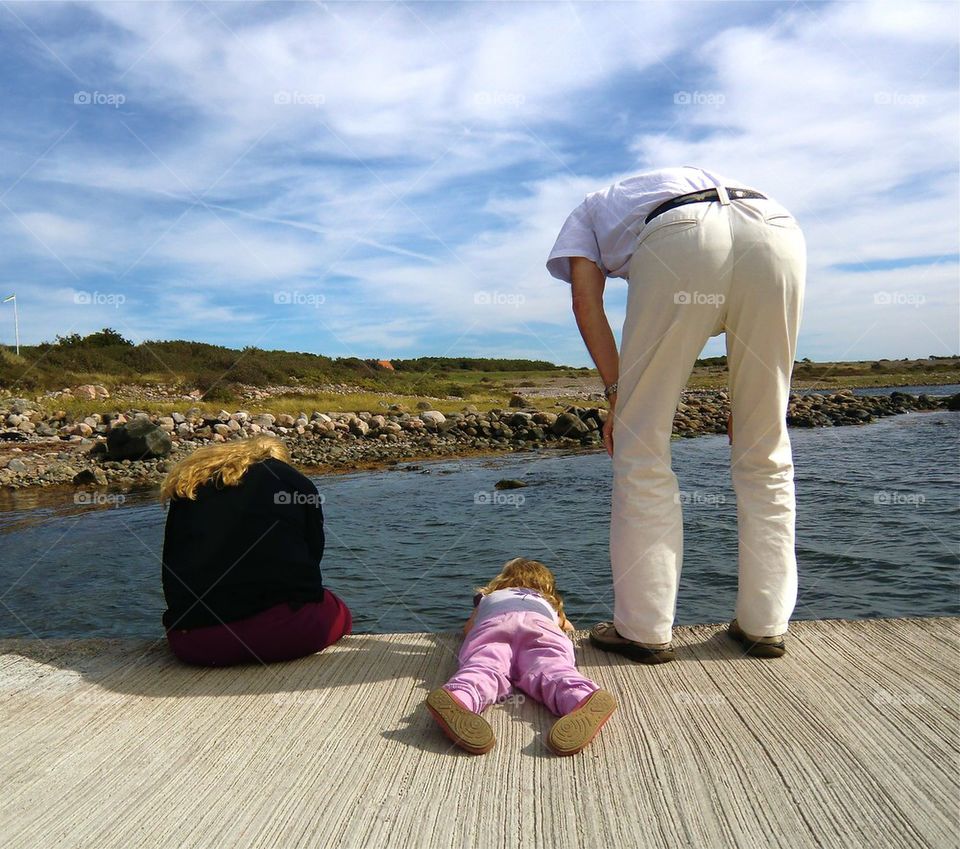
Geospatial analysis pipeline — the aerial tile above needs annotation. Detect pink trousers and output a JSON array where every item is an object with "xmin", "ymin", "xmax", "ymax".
[{"xmin": 443, "ymin": 612, "xmax": 600, "ymax": 716}]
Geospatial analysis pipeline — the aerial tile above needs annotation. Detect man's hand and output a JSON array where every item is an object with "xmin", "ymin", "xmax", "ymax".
[
  {"xmin": 603, "ymin": 396, "xmax": 615, "ymax": 456},
  {"xmin": 570, "ymin": 256, "xmax": 619, "ymax": 454}
]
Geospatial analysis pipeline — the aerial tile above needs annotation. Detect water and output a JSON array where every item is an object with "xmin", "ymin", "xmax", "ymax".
[
  {"xmin": 797, "ymin": 383, "xmax": 960, "ymax": 396},
  {"xmin": 0, "ymin": 411, "xmax": 957, "ymax": 638}
]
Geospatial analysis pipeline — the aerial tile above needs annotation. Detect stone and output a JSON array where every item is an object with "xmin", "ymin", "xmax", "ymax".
[
  {"xmin": 495, "ymin": 479, "xmax": 528, "ymax": 490},
  {"xmin": 73, "ymin": 468, "xmax": 108, "ymax": 486},
  {"xmin": 157, "ymin": 417, "xmax": 176, "ymax": 432},
  {"xmin": 420, "ymin": 411, "xmax": 446, "ymax": 426},
  {"xmin": 550, "ymin": 412, "xmax": 590, "ymax": 437},
  {"xmin": 350, "ymin": 419, "xmax": 369, "ymax": 437},
  {"xmin": 5, "ymin": 458, "xmax": 27, "ymax": 473},
  {"xmin": 533, "ymin": 412, "xmax": 558, "ymax": 427},
  {"xmin": 509, "ymin": 394, "xmax": 527, "ymax": 408},
  {"xmin": 74, "ymin": 384, "xmax": 109, "ymax": 400},
  {"xmin": 105, "ymin": 419, "xmax": 173, "ymax": 460},
  {"xmin": 277, "ymin": 414, "xmax": 297, "ymax": 427},
  {"xmin": 948, "ymin": 393, "xmax": 960, "ymax": 412},
  {"xmin": 416, "ymin": 401, "xmax": 432, "ymax": 411}
]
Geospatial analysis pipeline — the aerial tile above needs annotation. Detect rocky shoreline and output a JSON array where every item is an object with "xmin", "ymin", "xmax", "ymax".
[{"xmin": 0, "ymin": 389, "xmax": 956, "ymax": 491}]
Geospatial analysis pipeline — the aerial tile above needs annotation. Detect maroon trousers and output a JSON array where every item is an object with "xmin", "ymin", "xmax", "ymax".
[{"xmin": 166, "ymin": 590, "xmax": 352, "ymax": 666}]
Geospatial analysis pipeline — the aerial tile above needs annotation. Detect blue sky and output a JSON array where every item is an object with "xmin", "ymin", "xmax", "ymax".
[{"xmin": 0, "ymin": 0, "xmax": 957, "ymax": 366}]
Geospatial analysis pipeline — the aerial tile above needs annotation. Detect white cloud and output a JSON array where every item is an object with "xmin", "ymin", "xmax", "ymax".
[{"xmin": 0, "ymin": 0, "xmax": 956, "ymax": 364}]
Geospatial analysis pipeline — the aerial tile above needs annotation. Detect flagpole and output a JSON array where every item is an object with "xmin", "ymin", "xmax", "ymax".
[{"xmin": 2, "ymin": 294, "xmax": 17, "ymax": 356}]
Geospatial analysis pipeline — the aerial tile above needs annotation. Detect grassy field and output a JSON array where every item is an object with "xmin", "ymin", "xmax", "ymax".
[{"xmin": 0, "ymin": 330, "xmax": 956, "ymax": 416}]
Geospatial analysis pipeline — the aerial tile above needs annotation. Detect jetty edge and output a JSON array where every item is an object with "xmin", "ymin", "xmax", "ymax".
[{"xmin": 1, "ymin": 617, "xmax": 957, "ymax": 848}]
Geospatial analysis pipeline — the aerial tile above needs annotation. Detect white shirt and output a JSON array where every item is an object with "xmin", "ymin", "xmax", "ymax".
[
  {"xmin": 546, "ymin": 165, "xmax": 758, "ymax": 283},
  {"xmin": 474, "ymin": 588, "xmax": 559, "ymax": 625}
]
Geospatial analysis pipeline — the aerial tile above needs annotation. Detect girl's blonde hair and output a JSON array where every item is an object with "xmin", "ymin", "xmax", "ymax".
[
  {"xmin": 160, "ymin": 434, "xmax": 290, "ymax": 501},
  {"xmin": 477, "ymin": 557, "xmax": 566, "ymax": 618}
]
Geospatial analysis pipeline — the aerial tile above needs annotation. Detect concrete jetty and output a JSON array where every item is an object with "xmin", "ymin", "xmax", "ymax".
[{"xmin": 1, "ymin": 617, "xmax": 957, "ymax": 848}]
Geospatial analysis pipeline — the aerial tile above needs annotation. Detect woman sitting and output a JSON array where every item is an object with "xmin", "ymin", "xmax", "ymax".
[{"xmin": 160, "ymin": 434, "xmax": 351, "ymax": 666}]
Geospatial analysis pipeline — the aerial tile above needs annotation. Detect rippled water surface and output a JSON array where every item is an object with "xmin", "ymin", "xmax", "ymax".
[{"xmin": 1, "ymin": 410, "xmax": 956, "ymax": 637}]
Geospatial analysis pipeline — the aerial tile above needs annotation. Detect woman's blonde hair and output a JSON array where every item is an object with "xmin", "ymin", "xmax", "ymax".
[
  {"xmin": 477, "ymin": 557, "xmax": 566, "ymax": 618},
  {"xmin": 160, "ymin": 434, "xmax": 290, "ymax": 501}
]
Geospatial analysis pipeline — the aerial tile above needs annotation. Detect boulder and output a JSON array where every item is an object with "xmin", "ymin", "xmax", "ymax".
[
  {"xmin": 495, "ymin": 479, "xmax": 527, "ymax": 490},
  {"xmin": 508, "ymin": 394, "xmax": 527, "ymax": 408},
  {"xmin": 74, "ymin": 384, "xmax": 109, "ymax": 400},
  {"xmin": 105, "ymin": 419, "xmax": 173, "ymax": 460},
  {"xmin": 5, "ymin": 458, "xmax": 27, "ymax": 473},
  {"xmin": 550, "ymin": 412, "xmax": 590, "ymax": 437},
  {"xmin": 948, "ymin": 393, "xmax": 960, "ymax": 412},
  {"xmin": 73, "ymin": 468, "xmax": 108, "ymax": 486},
  {"xmin": 420, "ymin": 411, "xmax": 446, "ymax": 426}
]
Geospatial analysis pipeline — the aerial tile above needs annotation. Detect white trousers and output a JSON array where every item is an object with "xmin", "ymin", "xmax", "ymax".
[{"xmin": 610, "ymin": 194, "xmax": 806, "ymax": 644}]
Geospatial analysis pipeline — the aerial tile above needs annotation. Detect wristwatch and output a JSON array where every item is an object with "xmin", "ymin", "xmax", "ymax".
[{"xmin": 603, "ymin": 381, "xmax": 618, "ymax": 399}]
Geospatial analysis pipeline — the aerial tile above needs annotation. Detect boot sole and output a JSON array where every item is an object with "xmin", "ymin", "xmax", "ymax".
[
  {"xmin": 728, "ymin": 624, "xmax": 786, "ymax": 658},
  {"xmin": 548, "ymin": 690, "xmax": 617, "ymax": 756},
  {"xmin": 426, "ymin": 688, "xmax": 495, "ymax": 754},
  {"xmin": 589, "ymin": 632, "xmax": 676, "ymax": 664}
]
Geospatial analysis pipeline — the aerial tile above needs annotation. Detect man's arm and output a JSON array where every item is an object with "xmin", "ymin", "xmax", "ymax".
[{"xmin": 570, "ymin": 256, "xmax": 619, "ymax": 456}]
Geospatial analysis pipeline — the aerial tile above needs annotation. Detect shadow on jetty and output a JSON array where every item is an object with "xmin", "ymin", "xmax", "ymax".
[{"xmin": 0, "ymin": 631, "xmax": 463, "ymax": 699}]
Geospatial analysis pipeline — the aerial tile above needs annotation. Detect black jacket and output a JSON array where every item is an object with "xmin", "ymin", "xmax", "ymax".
[{"xmin": 162, "ymin": 458, "xmax": 325, "ymax": 629}]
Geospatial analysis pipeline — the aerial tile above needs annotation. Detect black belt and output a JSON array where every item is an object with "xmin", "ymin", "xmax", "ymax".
[{"xmin": 644, "ymin": 187, "xmax": 767, "ymax": 225}]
